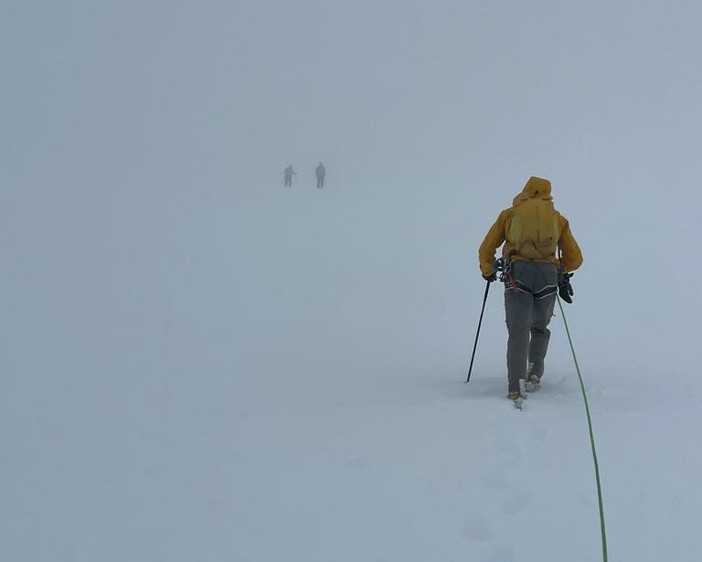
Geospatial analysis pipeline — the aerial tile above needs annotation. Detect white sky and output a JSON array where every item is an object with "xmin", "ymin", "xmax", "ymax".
[{"xmin": 3, "ymin": 0, "xmax": 702, "ymax": 187}]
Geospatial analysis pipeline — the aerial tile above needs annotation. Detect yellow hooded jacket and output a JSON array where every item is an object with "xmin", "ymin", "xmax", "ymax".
[{"xmin": 478, "ymin": 177, "xmax": 583, "ymax": 276}]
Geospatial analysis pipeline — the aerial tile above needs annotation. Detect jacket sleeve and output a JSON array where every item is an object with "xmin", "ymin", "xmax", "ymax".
[
  {"xmin": 558, "ymin": 216, "xmax": 583, "ymax": 272},
  {"xmin": 478, "ymin": 210, "xmax": 509, "ymax": 276}
]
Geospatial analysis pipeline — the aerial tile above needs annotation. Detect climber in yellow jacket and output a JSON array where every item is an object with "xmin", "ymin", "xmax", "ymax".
[{"xmin": 478, "ymin": 176, "xmax": 583, "ymax": 402}]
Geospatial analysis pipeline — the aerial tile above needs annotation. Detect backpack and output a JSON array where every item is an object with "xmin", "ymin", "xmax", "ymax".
[{"xmin": 506, "ymin": 197, "xmax": 560, "ymax": 260}]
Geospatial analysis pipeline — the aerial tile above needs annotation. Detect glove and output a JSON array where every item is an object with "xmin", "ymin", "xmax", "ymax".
[
  {"xmin": 558, "ymin": 271, "xmax": 574, "ymax": 303},
  {"xmin": 483, "ymin": 272, "xmax": 497, "ymax": 283}
]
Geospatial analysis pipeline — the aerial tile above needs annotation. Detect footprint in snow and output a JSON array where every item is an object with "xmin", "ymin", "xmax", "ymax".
[
  {"xmin": 480, "ymin": 543, "xmax": 516, "ymax": 562},
  {"xmin": 494, "ymin": 441, "xmax": 523, "ymax": 465},
  {"xmin": 482, "ymin": 469, "xmax": 508, "ymax": 490},
  {"xmin": 500, "ymin": 490, "xmax": 531, "ymax": 515},
  {"xmin": 460, "ymin": 515, "xmax": 494, "ymax": 543},
  {"xmin": 344, "ymin": 456, "xmax": 371, "ymax": 470}
]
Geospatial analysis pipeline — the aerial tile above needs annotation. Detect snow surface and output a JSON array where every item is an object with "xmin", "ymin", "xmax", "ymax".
[{"xmin": 3, "ymin": 1, "xmax": 702, "ymax": 561}]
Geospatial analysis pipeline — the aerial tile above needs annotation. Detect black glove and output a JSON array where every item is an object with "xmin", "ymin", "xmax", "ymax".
[
  {"xmin": 558, "ymin": 271, "xmax": 574, "ymax": 303},
  {"xmin": 483, "ymin": 272, "xmax": 497, "ymax": 283}
]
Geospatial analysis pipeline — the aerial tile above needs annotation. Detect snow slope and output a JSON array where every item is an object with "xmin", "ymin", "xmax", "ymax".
[{"xmin": 3, "ymin": 178, "xmax": 702, "ymax": 562}]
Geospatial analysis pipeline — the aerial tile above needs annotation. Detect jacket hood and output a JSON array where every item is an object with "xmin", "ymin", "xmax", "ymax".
[{"xmin": 513, "ymin": 176, "xmax": 552, "ymax": 205}]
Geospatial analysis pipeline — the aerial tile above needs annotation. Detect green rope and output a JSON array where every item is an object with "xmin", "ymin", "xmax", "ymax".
[{"xmin": 556, "ymin": 296, "xmax": 609, "ymax": 562}]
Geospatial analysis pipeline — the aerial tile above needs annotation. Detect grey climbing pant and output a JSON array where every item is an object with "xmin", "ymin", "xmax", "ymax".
[{"xmin": 504, "ymin": 261, "xmax": 558, "ymax": 393}]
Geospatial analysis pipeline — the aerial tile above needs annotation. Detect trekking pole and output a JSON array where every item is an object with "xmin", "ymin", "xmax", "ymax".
[{"xmin": 465, "ymin": 278, "xmax": 492, "ymax": 383}]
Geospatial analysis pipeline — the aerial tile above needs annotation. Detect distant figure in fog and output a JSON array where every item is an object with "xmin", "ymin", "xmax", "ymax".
[
  {"xmin": 283, "ymin": 164, "xmax": 296, "ymax": 187},
  {"xmin": 315, "ymin": 162, "xmax": 326, "ymax": 189}
]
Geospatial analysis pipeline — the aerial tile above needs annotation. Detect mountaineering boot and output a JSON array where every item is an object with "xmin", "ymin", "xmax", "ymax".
[
  {"xmin": 525, "ymin": 374, "xmax": 541, "ymax": 393},
  {"xmin": 507, "ymin": 390, "xmax": 524, "ymax": 409},
  {"xmin": 508, "ymin": 379, "xmax": 527, "ymax": 409}
]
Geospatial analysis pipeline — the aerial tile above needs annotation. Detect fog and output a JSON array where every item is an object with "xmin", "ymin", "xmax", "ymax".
[
  {"xmin": 6, "ymin": 1, "xmax": 702, "ymax": 187},
  {"xmin": 4, "ymin": 0, "xmax": 701, "ymax": 400},
  {"xmin": 3, "ymin": 2, "xmax": 702, "ymax": 561}
]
